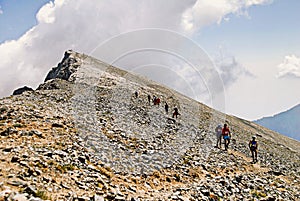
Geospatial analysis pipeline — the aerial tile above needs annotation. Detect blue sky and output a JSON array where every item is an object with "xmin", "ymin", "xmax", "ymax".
[
  {"xmin": 195, "ymin": 0, "xmax": 300, "ymax": 119},
  {"xmin": 0, "ymin": 0, "xmax": 51, "ymax": 43},
  {"xmin": 198, "ymin": 0, "xmax": 300, "ymax": 58},
  {"xmin": 0, "ymin": 0, "xmax": 299, "ymax": 120}
]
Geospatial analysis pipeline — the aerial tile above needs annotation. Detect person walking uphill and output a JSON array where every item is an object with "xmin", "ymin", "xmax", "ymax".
[
  {"xmin": 172, "ymin": 107, "xmax": 180, "ymax": 118},
  {"xmin": 222, "ymin": 124, "xmax": 231, "ymax": 151},
  {"xmin": 215, "ymin": 124, "xmax": 222, "ymax": 149},
  {"xmin": 165, "ymin": 102, "xmax": 169, "ymax": 114},
  {"xmin": 249, "ymin": 136, "xmax": 258, "ymax": 163}
]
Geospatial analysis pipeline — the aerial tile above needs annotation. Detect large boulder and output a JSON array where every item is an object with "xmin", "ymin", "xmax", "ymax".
[{"xmin": 12, "ymin": 86, "xmax": 34, "ymax": 95}]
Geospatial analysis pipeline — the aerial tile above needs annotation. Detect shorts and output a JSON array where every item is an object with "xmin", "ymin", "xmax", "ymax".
[{"xmin": 223, "ymin": 135, "xmax": 230, "ymax": 140}]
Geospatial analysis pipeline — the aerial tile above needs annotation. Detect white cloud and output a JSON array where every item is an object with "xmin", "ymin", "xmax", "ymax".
[
  {"xmin": 245, "ymin": 0, "xmax": 273, "ymax": 6},
  {"xmin": 213, "ymin": 46, "xmax": 254, "ymax": 87},
  {"xmin": 36, "ymin": 0, "xmax": 66, "ymax": 24},
  {"xmin": 277, "ymin": 54, "xmax": 300, "ymax": 78},
  {"xmin": 36, "ymin": 1, "xmax": 56, "ymax": 24},
  {"xmin": 0, "ymin": 6, "xmax": 3, "ymax": 14},
  {"xmin": 181, "ymin": 0, "xmax": 272, "ymax": 32},
  {"xmin": 0, "ymin": 0, "xmax": 271, "ymax": 98}
]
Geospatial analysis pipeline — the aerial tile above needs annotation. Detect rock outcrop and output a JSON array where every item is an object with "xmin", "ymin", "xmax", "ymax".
[
  {"xmin": 44, "ymin": 50, "xmax": 84, "ymax": 82},
  {"xmin": 1, "ymin": 51, "xmax": 299, "ymax": 200},
  {"xmin": 12, "ymin": 86, "xmax": 33, "ymax": 95}
]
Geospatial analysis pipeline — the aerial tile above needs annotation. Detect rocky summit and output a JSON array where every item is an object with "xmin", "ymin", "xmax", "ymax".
[{"xmin": 0, "ymin": 50, "xmax": 299, "ymax": 201}]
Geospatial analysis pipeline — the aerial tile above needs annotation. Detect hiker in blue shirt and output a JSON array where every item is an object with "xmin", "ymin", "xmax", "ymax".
[{"xmin": 249, "ymin": 136, "xmax": 258, "ymax": 163}]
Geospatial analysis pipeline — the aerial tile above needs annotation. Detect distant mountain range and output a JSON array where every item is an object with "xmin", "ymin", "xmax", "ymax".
[{"xmin": 254, "ymin": 104, "xmax": 300, "ymax": 141}]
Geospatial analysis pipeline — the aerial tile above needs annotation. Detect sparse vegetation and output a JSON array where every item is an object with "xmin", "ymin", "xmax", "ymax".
[
  {"xmin": 0, "ymin": 107, "xmax": 8, "ymax": 114},
  {"xmin": 152, "ymin": 171, "xmax": 161, "ymax": 178},
  {"xmin": 98, "ymin": 166, "xmax": 113, "ymax": 178},
  {"xmin": 35, "ymin": 190, "xmax": 50, "ymax": 200},
  {"xmin": 13, "ymin": 123, "xmax": 23, "ymax": 128},
  {"xmin": 56, "ymin": 164, "xmax": 76, "ymax": 173},
  {"xmin": 251, "ymin": 190, "xmax": 267, "ymax": 198}
]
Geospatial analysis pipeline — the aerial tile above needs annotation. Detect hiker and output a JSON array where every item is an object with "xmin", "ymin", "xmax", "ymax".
[
  {"xmin": 153, "ymin": 96, "xmax": 160, "ymax": 106},
  {"xmin": 156, "ymin": 97, "xmax": 161, "ymax": 106},
  {"xmin": 147, "ymin": 94, "xmax": 151, "ymax": 104},
  {"xmin": 222, "ymin": 123, "xmax": 231, "ymax": 150},
  {"xmin": 153, "ymin": 95, "xmax": 157, "ymax": 105},
  {"xmin": 165, "ymin": 102, "xmax": 169, "ymax": 114},
  {"xmin": 215, "ymin": 124, "xmax": 222, "ymax": 148},
  {"xmin": 249, "ymin": 136, "xmax": 258, "ymax": 163},
  {"xmin": 134, "ymin": 91, "xmax": 138, "ymax": 98},
  {"xmin": 172, "ymin": 107, "xmax": 179, "ymax": 118}
]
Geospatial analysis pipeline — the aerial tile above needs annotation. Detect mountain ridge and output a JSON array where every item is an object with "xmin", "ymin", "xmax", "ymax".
[
  {"xmin": 254, "ymin": 103, "xmax": 300, "ymax": 142},
  {"xmin": 0, "ymin": 50, "xmax": 299, "ymax": 200}
]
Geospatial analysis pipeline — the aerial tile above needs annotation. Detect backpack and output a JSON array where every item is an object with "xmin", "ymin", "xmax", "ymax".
[{"xmin": 250, "ymin": 140, "xmax": 257, "ymax": 150}]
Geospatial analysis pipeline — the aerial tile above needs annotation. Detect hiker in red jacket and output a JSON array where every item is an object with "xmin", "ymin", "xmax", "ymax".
[
  {"xmin": 222, "ymin": 124, "xmax": 231, "ymax": 151},
  {"xmin": 172, "ymin": 107, "xmax": 180, "ymax": 118}
]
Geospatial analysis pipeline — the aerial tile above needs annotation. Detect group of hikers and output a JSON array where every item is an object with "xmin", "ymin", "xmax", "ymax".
[
  {"xmin": 136, "ymin": 91, "xmax": 180, "ymax": 119},
  {"xmin": 215, "ymin": 124, "xmax": 258, "ymax": 163},
  {"xmin": 135, "ymin": 91, "xmax": 258, "ymax": 163}
]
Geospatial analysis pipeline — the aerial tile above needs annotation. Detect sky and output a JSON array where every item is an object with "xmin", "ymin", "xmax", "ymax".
[{"xmin": 0, "ymin": 0, "xmax": 300, "ymax": 121}]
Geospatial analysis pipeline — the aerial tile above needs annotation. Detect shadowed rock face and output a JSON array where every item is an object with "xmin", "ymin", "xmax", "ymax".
[
  {"xmin": 12, "ymin": 86, "xmax": 33, "ymax": 95},
  {"xmin": 1, "ymin": 50, "xmax": 300, "ymax": 200},
  {"xmin": 44, "ymin": 50, "xmax": 83, "ymax": 82}
]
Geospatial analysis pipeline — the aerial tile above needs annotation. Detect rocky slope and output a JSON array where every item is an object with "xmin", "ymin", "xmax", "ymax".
[
  {"xmin": 0, "ymin": 50, "xmax": 299, "ymax": 201},
  {"xmin": 254, "ymin": 104, "xmax": 300, "ymax": 142}
]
